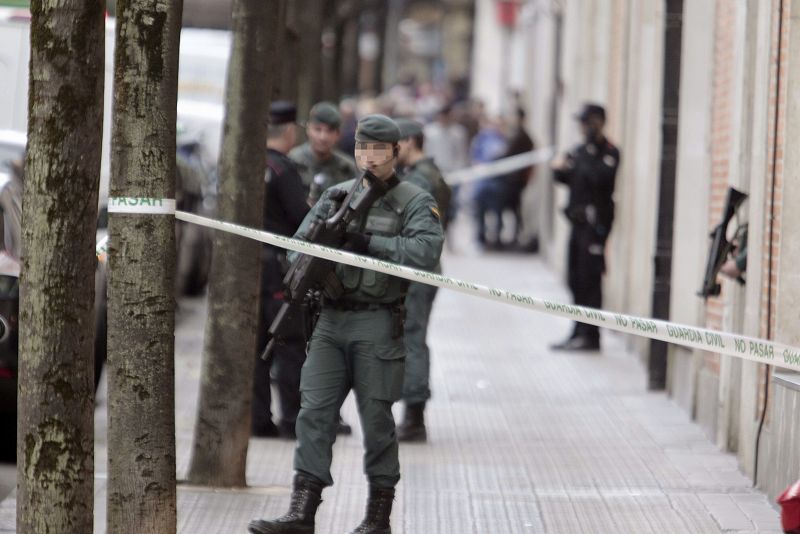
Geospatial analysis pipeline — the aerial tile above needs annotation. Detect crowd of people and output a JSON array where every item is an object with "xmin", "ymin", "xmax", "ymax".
[{"xmin": 332, "ymin": 85, "xmax": 538, "ymax": 251}]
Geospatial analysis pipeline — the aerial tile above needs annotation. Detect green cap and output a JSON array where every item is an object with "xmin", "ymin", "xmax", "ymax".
[
  {"xmin": 308, "ymin": 102, "xmax": 341, "ymax": 128},
  {"xmin": 395, "ymin": 118, "xmax": 423, "ymax": 139},
  {"xmin": 355, "ymin": 114, "xmax": 401, "ymax": 143}
]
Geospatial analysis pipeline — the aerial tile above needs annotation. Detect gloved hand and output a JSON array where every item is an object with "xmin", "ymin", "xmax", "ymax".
[
  {"xmin": 328, "ymin": 188, "xmax": 347, "ymax": 202},
  {"xmin": 342, "ymin": 232, "xmax": 371, "ymax": 254}
]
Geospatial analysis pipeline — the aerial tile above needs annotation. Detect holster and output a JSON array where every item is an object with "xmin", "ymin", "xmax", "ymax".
[{"xmin": 303, "ymin": 291, "xmax": 322, "ymax": 338}]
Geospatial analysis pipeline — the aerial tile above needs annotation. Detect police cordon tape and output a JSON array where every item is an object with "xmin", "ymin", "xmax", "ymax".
[
  {"xmin": 174, "ymin": 210, "xmax": 800, "ymax": 374},
  {"xmin": 443, "ymin": 147, "xmax": 555, "ymax": 186},
  {"xmin": 108, "ymin": 197, "xmax": 176, "ymax": 215}
]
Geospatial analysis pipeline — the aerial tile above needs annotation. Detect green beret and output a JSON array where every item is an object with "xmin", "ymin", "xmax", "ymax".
[
  {"xmin": 355, "ymin": 114, "xmax": 401, "ymax": 143},
  {"xmin": 308, "ymin": 102, "xmax": 341, "ymax": 128},
  {"xmin": 395, "ymin": 118, "xmax": 423, "ymax": 139}
]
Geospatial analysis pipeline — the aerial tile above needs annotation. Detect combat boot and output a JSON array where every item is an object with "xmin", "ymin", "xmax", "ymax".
[
  {"xmin": 348, "ymin": 486, "xmax": 394, "ymax": 534},
  {"xmin": 396, "ymin": 402, "xmax": 426, "ymax": 442},
  {"xmin": 248, "ymin": 474, "xmax": 323, "ymax": 534}
]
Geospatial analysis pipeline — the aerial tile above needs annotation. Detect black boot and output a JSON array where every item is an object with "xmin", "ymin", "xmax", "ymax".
[
  {"xmin": 397, "ymin": 402, "xmax": 426, "ymax": 442},
  {"xmin": 348, "ymin": 486, "xmax": 394, "ymax": 534},
  {"xmin": 248, "ymin": 474, "xmax": 324, "ymax": 534}
]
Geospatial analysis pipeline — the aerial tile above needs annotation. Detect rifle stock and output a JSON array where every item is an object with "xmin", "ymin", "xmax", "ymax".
[
  {"xmin": 262, "ymin": 171, "xmax": 389, "ymax": 359},
  {"xmin": 698, "ymin": 187, "xmax": 747, "ymax": 299}
]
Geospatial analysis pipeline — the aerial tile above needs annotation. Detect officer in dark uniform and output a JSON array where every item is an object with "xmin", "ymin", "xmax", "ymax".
[
  {"xmin": 551, "ymin": 103, "xmax": 620, "ymax": 351},
  {"xmin": 393, "ymin": 118, "xmax": 450, "ymax": 442},
  {"xmin": 248, "ymin": 115, "xmax": 444, "ymax": 534},
  {"xmin": 253, "ymin": 101, "xmax": 310, "ymax": 437},
  {"xmin": 254, "ymin": 101, "xmax": 353, "ymax": 438}
]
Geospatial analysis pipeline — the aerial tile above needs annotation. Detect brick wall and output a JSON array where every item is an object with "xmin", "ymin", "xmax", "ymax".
[
  {"xmin": 705, "ymin": 0, "xmax": 738, "ymax": 374},
  {"xmin": 754, "ymin": 0, "xmax": 789, "ymax": 424},
  {"xmin": 761, "ymin": 0, "xmax": 787, "ymax": 342},
  {"xmin": 706, "ymin": 0, "xmax": 787, "ymax": 414}
]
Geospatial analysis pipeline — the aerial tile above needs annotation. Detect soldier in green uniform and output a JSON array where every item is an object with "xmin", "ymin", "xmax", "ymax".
[
  {"xmin": 248, "ymin": 115, "xmax": 444, "ymax": 534},
  {"xmin": 289, "ymin": 101, "xmax": 358, "ymax": 206},
  {"xmin": 393, "ymin": 119, "xmax": 450, "ymax": 442}
]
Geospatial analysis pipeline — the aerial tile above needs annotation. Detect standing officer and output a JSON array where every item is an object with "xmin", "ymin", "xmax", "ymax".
[
  {"xmin": 289, "ymin": 101, "xmax": 358, "ymax": 206},
  {"xmin": 248, "ymin": 115, "xmax": 444, "ymax": 534},
  {"xmin": 551, "ymin": 103, "xmax": 620, "ymax": 351},
  {"xmin": 252, "ymin": 101, "xmax": 310, "ymax": 438},
  {"xmin": 393, "ymin": 118, "xmax": 450, "ymax": 442}
]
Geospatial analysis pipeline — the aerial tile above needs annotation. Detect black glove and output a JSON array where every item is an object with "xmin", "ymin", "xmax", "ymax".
[
  {"xmin": 342, "ymin": 232, "xmax": 371, "ymax": 254},
  {"xmin": 328, "ymin": 188, "xmax": 347, "ymax": 203}
]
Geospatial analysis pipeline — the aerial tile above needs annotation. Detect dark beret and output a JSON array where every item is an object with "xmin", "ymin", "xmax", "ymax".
[
  {"xmin": 576, "ymin": 103, "xmax": 606, "ymax": 122},
  {"xmin": 395, "ymin": 118, "xmax": 423, "ymax": 139},
  {"xmin": 355, "ymin": 114, "xmax": 401, "ymax": 143},
  {"xmin": 270, "ymin": 100, "xmax": 297, "ymax": 125},
  {"xmin": 308, "ymin": 102, "xmax": 341, "ymax": 128}
]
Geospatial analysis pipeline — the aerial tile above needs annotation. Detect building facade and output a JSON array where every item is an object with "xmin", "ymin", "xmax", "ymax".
[{"xmin": 471, "ymin": 0, "xmax": 799, "ymax": 500}]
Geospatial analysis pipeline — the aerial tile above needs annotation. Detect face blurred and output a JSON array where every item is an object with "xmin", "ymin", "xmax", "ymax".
[
  {"xmin": 307, "ymin": 122, "xmax": 340, "ymax": 156},
  {"xmin": 355, "ymin": 141, "xmax": 396, "ymax": 180},
  {"xmin": 396, "ymin": 138, "xmax": 413, "ymax": 166},
  {"xmin": 580, "ymin": 115, "xmax": 605, "ymax": 141}
]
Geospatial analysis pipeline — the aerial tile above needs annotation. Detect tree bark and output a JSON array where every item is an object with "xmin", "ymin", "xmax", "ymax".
[
  {"xmin": 278, "ymin": 0, "xmax": 300, "ymax": 102},
  {"xmin": 187, "ymin": 0, "xmax": 274, "ymax": 487},
  {"xmin": 106, "ymin": 0, "xmax": 182, "ymax": 532},
  {"xmin": 295, "ymin": 0, "xmax": 325, "ymax": 120},
  {"xmin": 340, "ymin": 8, "xmax": 361, "ymax": 97},
  {"xmin": 267, "ymin": 0, "xmax": 288, "ymax": 104},
  {"xmin": 17, "ymin": 1, "xmax": 105, "ymax": 531},
  {"xmin": 321, "ymin": 0, "xmax": 339, "ymax": 102}
]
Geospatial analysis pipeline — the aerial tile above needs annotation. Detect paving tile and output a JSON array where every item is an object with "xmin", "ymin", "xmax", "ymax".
[{"xmin": 0, "ymin": 228, "xmax": 784, "ymax": 533}]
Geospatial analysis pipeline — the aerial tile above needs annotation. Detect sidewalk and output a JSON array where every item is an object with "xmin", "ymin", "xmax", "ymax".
[{"xmin": 0, "ymin": 246, "xmax": 783, "ymax": 533}]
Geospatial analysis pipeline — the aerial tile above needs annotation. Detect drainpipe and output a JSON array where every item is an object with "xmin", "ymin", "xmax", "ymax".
[{"xmin": 648, "ymin": 0, "xmax": 684, "ymax": 390}]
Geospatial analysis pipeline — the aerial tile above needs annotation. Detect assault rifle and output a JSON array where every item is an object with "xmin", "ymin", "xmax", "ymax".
[
  {"xmin": 261, "ymin": 170, "xmax": 389, "ymax": 359},
  {"xmin": 698, "ymin": 186, "xmax": 747, "ymax": 299}
]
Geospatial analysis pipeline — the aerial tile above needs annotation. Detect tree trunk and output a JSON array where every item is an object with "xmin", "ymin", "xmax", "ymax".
[
  {"xmin": 295, "ymin": 0, "xmax": 325, "ymax": 120},
  {"xmin": 187, "ymin": 0, "xmax": 274, "ymax": 487},
  {"xmin": 321, "ymin": 0, "xmax": 339, "ymax": 102},
  {"xmin": 106, "ymin": 0, "xmax": 182, "ymax": 532},
  {"xmin": 371, "ymin": 1, "xmax": 388, "ymax": 95},
  {"xmin": 268, "ymin": 0, "xmax": 288, "ymax": 103},
  {"xmin": 340, "ymin": 9, "xmax": 361, "ymax": 97},
  {"xmin": 181, "ymin": 0, "xmax": 233, "ymax": 29},
  {"xmin": 278, "ymin": 0, "xmax": 299, "ymax": 102},
  {"xmin": 17, "ymin": 2, "xmax": 105, "ymax": 532}
]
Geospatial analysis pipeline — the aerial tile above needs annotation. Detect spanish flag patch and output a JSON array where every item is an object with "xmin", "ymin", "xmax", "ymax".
[{"xmin": 430, "ymin": 206, "xmax": 441, "ymax": 219}]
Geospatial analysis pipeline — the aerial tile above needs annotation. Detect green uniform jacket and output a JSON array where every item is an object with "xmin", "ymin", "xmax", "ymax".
[
  {"xmin": 293, "ymin": 176, "xmax": 444, "ymax": 303},
  {"xmin": 288, "ymin": 143, "xmax": 358, "ymax": 203},
  {"xmin": 401, "ymin": 157, "xmax": 451, "ymax": 230}
]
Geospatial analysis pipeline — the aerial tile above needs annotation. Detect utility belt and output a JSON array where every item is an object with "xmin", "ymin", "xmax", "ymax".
[{"xmin": 320, "ymin": 297, "xmax": 407, "ymax": 339}]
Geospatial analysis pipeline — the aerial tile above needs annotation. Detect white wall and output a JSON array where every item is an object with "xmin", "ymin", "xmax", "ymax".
[
  {"xmin": 737, "ymin": 0, "xmax": 773, "ymax": 477},
  {"xmin": 667, "ymin": 0, "xmax": 716, "ymax": 411},
  {"xmin": 469, "ymin": 0, "xmax": 508, "ymax": 116},
  {"xmin": 604, "ymin": 0, "xmax": 663, "ymax": 353}
]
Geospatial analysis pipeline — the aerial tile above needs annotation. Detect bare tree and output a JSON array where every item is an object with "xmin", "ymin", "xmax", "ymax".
[
  {"xmin": 295, "ymin": 0, "xmax": 325, "ymax": 120},
  {"xmin": 17, "ymin": 1, "xmax": 105, "ymax": 532},
  {"xmin": 106, "ymin": 0, "xmax": 182, "ymax": 532},
  {"xmin": 187, "ymin": 0, "xmax": 277, "ymax": 487},
  {"xmin": 277, "ymin": 0, "xmax": 299, "ymax": 101}
]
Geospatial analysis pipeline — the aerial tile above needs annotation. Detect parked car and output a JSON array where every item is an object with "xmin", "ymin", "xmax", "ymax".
[
  {"xmin": 0, "ymin": 252, "xmax": 18, "ymax": 460},
  {"xmin": 0, "ymin": 128, "xmax": 218, "ymax": 459}
]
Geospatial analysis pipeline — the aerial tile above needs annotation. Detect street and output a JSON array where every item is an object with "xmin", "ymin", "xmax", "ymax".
[{"xmin": 0, "ymin": 228, "xmax": 783, "ymax": 532}]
